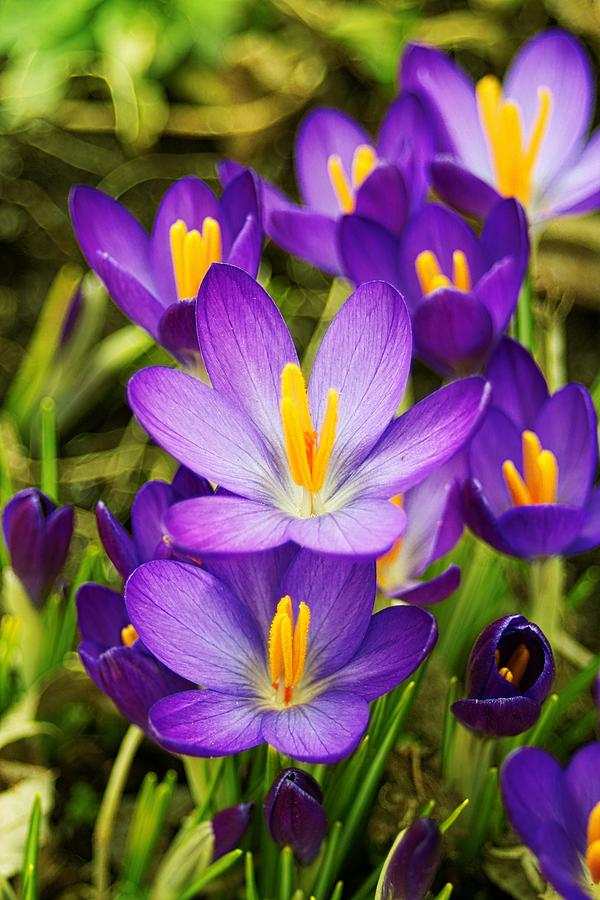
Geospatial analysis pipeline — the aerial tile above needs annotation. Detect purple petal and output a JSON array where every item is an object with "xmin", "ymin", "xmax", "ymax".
[
  {"xmin": 390, "ymin": 566, "xmax": 460, "ymax": 606},
  {"xmin": 453, "ymin": 696, "xmax": 543, "ymax": 737},
  {"xmin": 268, "ymin": 207, "xmax": 341, "ymax": 273},
  {"xmin": 125, "ymin": 560, "xmax": 263, "ymax": 691},
  {"xmin": 261, "ymin": 690, "xmax": 370, "ymax": 763},
  {"xmin": 535, "ymin": 384, "xmax": 598, "ymax": 508},
  {"xmin": 333, "ymin": 606, "xmax": 436, "ymax": 701},
  {"xmin": 565, "ymin": 487, "xmax": 600, "ymax": 555},
  {"xmin": 564, "ymin": 742, "xmax": 600, "ymax": 853},
  {"xmin": 196, "ymin": 264, "xmax": 298, "ymax": 451},
  {"xmin": 149, "ymin": 690, "xmax": 264, "ymax": 756},
  {"xmin": 504, "ymin": 30, "xmax": 593, "ymax": 188},
  {"xmin": 377, "ymin": 91, "xmax": 435, "ymax": 209},
  {"xmin": 357, "ymin": 378, "xmax": 490, "ymax": 497},
  {"xmin": 480, "ymin": 198, "xmax": 529, "ymax": 278},
  {"xmin": 500, "ymin": 747, "xmax": 565, "ymax": 852},
  {"xmin": 128, "ymin": 367, "xmax": 271, "ymax": 500},
  {"xmin": 281, "ymin": 551, "xmax": 375, "ymax": 679},
  {"xmin": 474, "ymin": 258, "xmax": 521, "ymax": 336},
  {"xmin": 430, "ymin": 157, "xmax": 501, "ymax": 220},
  {"xmin": 220, "ymin": 169, "xmax": 261, "ymax": 255},
  {"xmin": 212, "ymin": 803, "xmax": 253, "ymax": 861},
  {"xmin": 295, "ymin": 107, "xmax": 371, "ymax": 215},
  {"xmin": 497, "ymin": 504, "xmax": 585, "ymax": 558},
  {"xmin": 339, "ymin": 216, "xmax": 401, "ymax": 290},
  {"xmin": 413, "ymin": 289, "xmax": 494, "ymax": 377},
  {"xmin": 462, "ymin": 479, "xmax": 515, "ymax": 556},
  {"xmin": 158, "ymin": 300, "xmax": 200, "ymax": 362},
  {"xmin": 287, "ymin": 497, "xmax": 406, "ymax": 558},
  {"xmin": 485, "ymin": 337, "xmax": 549, "ymax": 431},
  {"xmin": 171, "ymin": 466, "xmax": 212, "ymax": 500},
  {"xmin": 264, "ymin": 769, "xmax": 326, "ymax": 866},
  {"xmin": 536, "ymin": 821, "xmax": 590, "ymax": 900},
  {"xmin": 150, "ymin": 177, "xmax": 220, "ymax": 301},
  {"xmin": 94, "ymin": 252, "xmax": 165, "ymax": 340},
  {"xmin": 380, "ymin": 818, "xmax": 442, "ymax": 900},
  {"xmin": 131, "ymin": 481, "xmax": 173, "ymax": 562},
  {"xmin": 76, "ymin": 583, "xmax": 128, "ymax": 647},
  {"xmin": 308, "ymin": 280, "xmax": 412, "ymax": 473},
  {"xmin": 43, "ymin": 504, "xmax": 74, "ymax": 585},
  {"xmin": 354, "ymin": 164, "xmax": 410, "ymax": 236},
  {"xmin": 226, "ymin": 214, "xmax": 262, "ymax": 275},
  {"xmin": 541, "ymin": 128, "xmax": 600, "ymax": 219},
  {"xmin": 96, "ymin": 502, "xmax": 138, "ymax": 580},
  {"xmin": 468, "ymin": 407, "xmax": 522, "ymax": 515},
  {"xmin": 166, "ymin": 496, "xmax": 292, "ymax": 555}
]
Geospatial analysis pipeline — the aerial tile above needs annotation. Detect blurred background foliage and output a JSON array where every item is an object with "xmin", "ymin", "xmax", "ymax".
[{"xmin": 1, "ymin": 1, "xmax": 600, "ymax": 895}]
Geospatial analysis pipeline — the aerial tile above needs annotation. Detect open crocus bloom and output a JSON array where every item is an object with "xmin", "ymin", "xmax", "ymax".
[
  {"xmin": 128, "ymin": 264, "xmax": 489, "ymax": 558},
  {"xmin": 376, "ymin": 455, "xmax": 465, "ymax": 606},
  {"xmin": 125, "ymin": 549, "xmax": 437, "ymax": 762},
  {"xmin": 69, "ymin": 172, "xmax": 262, "ymax": 361},
  {"xmin": 220, "ymin": 94, "xmax": 434, "ymax": 275},
  {"xmin": 501, "ymin": 742, "xmax": 600, "ymax": 899},
  {"xmin": 464, "ymin": 338, "xmax": 600, "ymax": 558},
  {"xmin": 96, "ymin": 466, "xmax": 211, "ymax": 581},
  {"xmin": 401, "ymin": 30, "xmax": 600, "ymax": 224},
  {"xmin": 77, "ymin": 583, "xmax": 191, "ymax": 735},
  {"xmin": 340, "ymin": 199, "xmax": 528, "ymax": 376}
]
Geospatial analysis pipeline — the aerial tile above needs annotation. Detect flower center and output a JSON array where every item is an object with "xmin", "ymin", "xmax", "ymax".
[
  {"xmin": 414, "ymin": 249, "xmax": 471, "ymax": 296},
  {"xmin": 502, "ymin": 430, "xmax": 558, "ymax": 507},
  {"xmin": 121, "ymin": 624, "xmax": 139, "ymax": 647},
  {"xmin": 280, "ymin": 363, "xmax": 338, "ymax": 498},
  {"xmin": 376, "ymin": 495, "xmax": 404, "ymax": 589},
  {"xmin": 327, "ymin": 144, "xmax": 378, "ymax": 214},
  {"xmin": 495, "ymin": 643, "xmax": 529, "ymax": 686},
  {"xmin": 587, "ymin": 802, "xmax": 600, "ymax": 885},
  {"xmin": 169, "ymin": 217, "xmax": 222, "ymax": 300},
  {"xmin": 268, "ymin": 595, "xmax": 311, "ymax": 706},
  {"xmin": 476, "ymin": 75, "xmax": 552, "ymax": 206}
]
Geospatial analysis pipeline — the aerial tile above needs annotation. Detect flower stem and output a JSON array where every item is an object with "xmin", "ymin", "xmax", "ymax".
[
  {"xmin": 529, "ymin": 557, "xmax": 564, "ymax": 645},
  {"xmin": 543, "ymin": 313, "xmax": 566, "ymax": 393},
  {"xmin": 93, "ymin": 724, "xmax": 143, "ymax": 899}
]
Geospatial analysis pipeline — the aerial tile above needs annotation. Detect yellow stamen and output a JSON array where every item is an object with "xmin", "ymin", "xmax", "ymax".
[
  {"xmin": 587, "ymin": 802, "xmax": 600, "ymax": 884},
  {"xmin": 476, "ymin": 75, "xmax": 553, "ymax": 206},
  {"xmin": 415, "ymin": 249, "xmax": 471, "ymax": 296},
  {"xmin": 280, "ymin": 363, "xmax": 338, "ymax": 495},
  {"xmin": 121, "ymin": 624, "xmax": 139, "ymax": 647},
  {"xmin": 169, "ymin": 216, "xmax": 222, "ymax": 300},
  {"xmin": 498, "ymin": 667, "xmax": 513, "ymax": 683},
  {"xmin": 498, "ymin": 643, "xmax": 530, "ymax": 686},
  {"xmin": 376, "ymin": 495, "xmax": 404, "ymax": 588},
  {"xmin": 502, "ymin": 430, "xmax": 558, "ymax": 507},
  {"xmin": 327, "ymin": 144, "xmax": 377, "ymax": 214},
  {"xmin": 268, "ymin": 596, "xmax": 311, "ymax": 705}
]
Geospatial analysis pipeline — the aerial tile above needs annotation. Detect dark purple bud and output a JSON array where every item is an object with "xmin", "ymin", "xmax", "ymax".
[
  {"xmin": 212, "ymin": 803, "xmax": 253, "ymax": 861},
  {"xmin": 452, "ymin": 614, "xmax": 554, "ymax": 737},
  {"xmin": 96, "ymin": 501, "xmax": 138, "ymax": 580},
  {"xmin": 378, "ymin": 818, "xmax": 442, "ymax": 900},
  {"xmin": 59, "ymin": 284, "xmax": 83, "ymax": 347},
  {"xmin": 264, "ymin": 767, "xmax": 326, "ymax": 865},
  {"xmin": 2, "ymin": 489, "xmax": 74, "ymax": 607}
]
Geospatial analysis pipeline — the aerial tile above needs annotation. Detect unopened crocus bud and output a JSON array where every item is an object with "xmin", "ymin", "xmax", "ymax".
[
  {"xmin": 2, "ymin": 488, "xmax": 74, "ymax": 607},
  {"xmin": 452, "ymin": 614, "xmax": 554, "ymax": 737},
  {"xmin": 212, "ymin": 803, "xmax": 253, "ymax": 860},
  {"xmin": 264, "ymin": 768, "xmax": 326, "ymax": 865},
  {"xmin": 376, "ymin": 818, "xmax": 442, "ymax": 900}
]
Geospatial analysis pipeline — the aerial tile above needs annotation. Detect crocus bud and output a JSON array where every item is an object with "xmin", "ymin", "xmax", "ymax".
[
  {"xmin": 2, "ymin": 489, "xmax": 74, "ymax": 607},
  {"xmin": 452, "ymin": 614, "xmax": 554, "ymax": 737},
  {"xmin": 212, "ymin": 803, "xmax": 253, "ymax": 861},
  {"xmin": 376, "ymin": 818, "xmax": 442, "ymax": 900},
  {"xmin": 264, "ymin": 767, "xmax": 326, "ymax": 865}
]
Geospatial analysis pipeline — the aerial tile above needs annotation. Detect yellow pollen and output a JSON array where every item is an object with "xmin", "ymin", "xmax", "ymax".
[
  {"xmin": 121, "ymin": 624, "xmax": 139, "ymax": 648},
  {"xmin": 327, "ymin": 144, "xmax": 377, "ymax": 214},
  {"xmin": 476, "ymin": 75, "xmax": 552, "ymax": 206},
  {"xmin": 497, "ymin": 643, "xmax": 530, "ymax": 687},
  {"xmin": 281, "ymin": 363, "xmax": 338, "ymax": 496},
  {"xmin": 502, "ymin": 430, "xmax": 558, "ymax": 507},
  {"xmin": 587, "ymin": 802, "xmax": 600, "ymax": 884},
  {"xmin": 415, "ymin": 249, "xmax": 472, "ymax": 296},
  {"xmin": 268, "ymin": 596, "xmax": 311, "ymax": 705},
  {"xmin": 169, "ymin": 216, "xmax": 222, "ymax": 300},
  {"xmin": 376, "ymin": 495, "xmax": 404, "ymax": 588}
]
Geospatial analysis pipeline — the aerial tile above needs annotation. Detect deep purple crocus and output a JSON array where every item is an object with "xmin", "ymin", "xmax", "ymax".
[
  {"xmin": 221, "ymin": 94, "xmax": 433, "ymax": 275},
  {"xmin": 340, "ymin": 199, "xmax": 528, "ymax": 376},
  {"xmin": 501, "ymin": 742, "xmax": 600, "ymax": 899},
  {"xmin": 128, "ymin": 264, "xmax": 489, "ymax": 559},
  {"xmin": 69, "ymin": 172, "xmax": 262, "ymax": 361},
  {"xmin": 125, "ymin": 548, "xmax": 437, "ymax": 763},
  {"xmin": 2, "ymin": 488, "xmax": 74, "ymax": 608},
  {"xmin": 463, "ymin": 337, "xmax": 600, "ymax": 559},
  {"xmin": 96, "ymin": 466, "xmax": 211, "ymax": 580},
  {"xmin": 212, "ymin": 803, "xmax": 253, "ymax": 860},
  {"xmin": 401, "ymin": 30, "xmax": 600, "ymax": 224},
  {"xmin": 264, "ymin": 768, "xmax": 326, "ymax": 865},
  {"xmin": 376, "ymin": 818, "xmax": 442, "ymax": 900},
  {"xmin": 376, "ymin": 455, "xmax": 465, "ymax": 606},
  {"xmin": 452, "ymin": 615, "xmax": 554, "ymax": 737},
  {"xmin": 76, "ymin": 582, "xmax": 191, "ymax": 735}
]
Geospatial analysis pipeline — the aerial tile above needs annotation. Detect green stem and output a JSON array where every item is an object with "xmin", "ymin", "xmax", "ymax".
[
  {"xmin": 529, "ymin": 557, "xmax": 564, "ymax": 645},
  {"xmin": 543, "ymin": 313, "xmax": 566, "ymax": 393},
  {"xmin": 93, "ymin": 725, "xmax": 143, "ymax": 899},
  {"xmin": 516, "ymin": 271, "xmax": 534, "ymax": 353}
]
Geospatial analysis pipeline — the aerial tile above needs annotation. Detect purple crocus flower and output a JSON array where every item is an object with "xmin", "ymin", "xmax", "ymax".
[
  {"xmin": 501, "ymin": 742, "xmax": 600, "ymax": 899},
  {"xmin": 69, "ymin": 172, "xmax": 262, "ymax": 361},
  {"xmin": 401, "ymin": 30, "xmax": 600, "ymax": 224},
  {"xmin": 128, "ymin": 264, "xmax": 489, "ymax": 559},
  {"xmin": 463, "ymin": 337, "xmax": 600, "ymax": 559},
  {"xmin": 125, "ymin": 548, "xmax": 437, "ymax": 762},
  {"xmin": 452, "ymin": 615, "xmax": 554, "ymax": 737},
  {"xmin": 376, "ymin": 456, "xmax": 465, "ymax": 606},
  {"xmin": 221, "ymin": 94, "xmax": 433, "ymax": 275},
  {"xmin": 264, "ymin": 768, "xmax": 326, "ymax": 865},
  {"xmin": 2, "ymin": 488, "xmax": 74, "ymax": 608},
  {"xmin": 212, "ymin": 803, "xmax": 253, "ymax": 860},
  {"xmin": 76, "ymin": 582, "xmax": 191, "ymax": 735},
  {"xmin": 340, "ymin": 199, "xmax": 528, "ymax": 376},
  {"xmin": 376, "ymin": 818, "xmax": 442, "ymax": 900},
  {"xmin": 96, "ymin": 466, "xmax": 211, "ymax": 581}
]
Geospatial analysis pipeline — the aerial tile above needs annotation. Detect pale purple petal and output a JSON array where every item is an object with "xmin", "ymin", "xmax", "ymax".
[
  {"xmin": 166, "ymin": 496, "xmax": 292, "ymax": 555},
  {"xmin": 287, "ymin": 498, "xmax": 406, "ymax": 559},
  {"xmin": 541, "ymin": 129, "xmax": 600, "ymax": 219}
]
